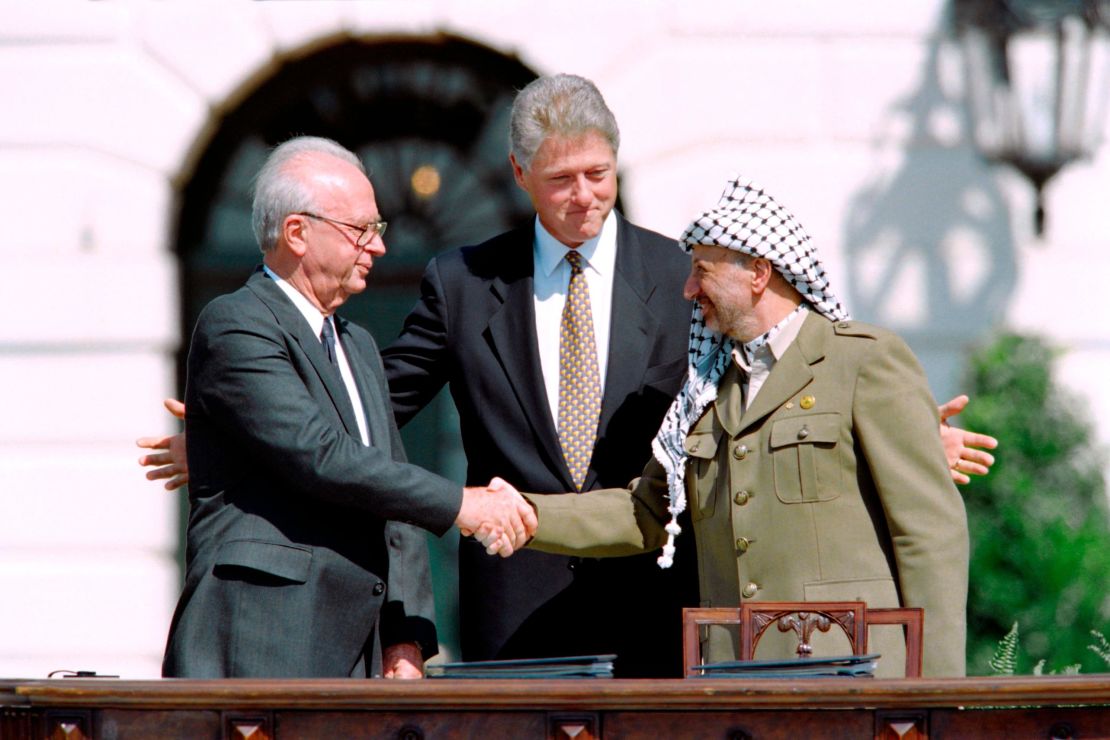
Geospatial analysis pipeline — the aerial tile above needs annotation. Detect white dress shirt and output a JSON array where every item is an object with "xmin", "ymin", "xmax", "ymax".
[
  {"xmin": 532, "ymin": 210, "xmax": 618, "ymax": 426},
  {"xmin": 263, "ymin": 265, "xmax": 370, "ymax": 445}
]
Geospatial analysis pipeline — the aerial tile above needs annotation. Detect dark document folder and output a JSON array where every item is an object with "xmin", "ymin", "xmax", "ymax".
[{"xmin": 426, "ymin": 654, "xmax": 617, "ymax": 679}]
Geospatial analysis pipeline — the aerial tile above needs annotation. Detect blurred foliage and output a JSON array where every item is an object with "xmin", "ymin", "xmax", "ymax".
[{"xmin": 959, "ymin": 333, "xmax": 1110, "ymax": 674}]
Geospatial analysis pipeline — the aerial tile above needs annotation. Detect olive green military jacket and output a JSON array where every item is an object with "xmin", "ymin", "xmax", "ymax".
[{"xmin": 527, "ymin": 313, "xmax": 969, "ymax": 677}]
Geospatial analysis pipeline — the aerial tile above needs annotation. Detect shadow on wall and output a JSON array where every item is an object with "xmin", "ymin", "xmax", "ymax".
[{"xmin": 842, "ymin": 8, "xmax": 1017, "ymax": 356}]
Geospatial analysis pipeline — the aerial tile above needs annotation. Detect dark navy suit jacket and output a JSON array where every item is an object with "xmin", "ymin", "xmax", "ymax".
[{"xmin": 383, "ymin": 214, "xmax": 698, "ymax": 677}]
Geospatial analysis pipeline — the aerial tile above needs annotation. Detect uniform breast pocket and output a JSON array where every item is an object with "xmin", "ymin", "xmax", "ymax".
[
  {"xmin": 684, "ymin": 430, "xmax": 721, "ymax": 521},
  {"xmin": 770, "ymin": 413, "xmax": 843, "ymax": 503}
]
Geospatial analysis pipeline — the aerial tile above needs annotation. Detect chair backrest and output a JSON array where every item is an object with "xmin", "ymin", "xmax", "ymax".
[{"xmin": 682, "ymin": 601, "xmax": 923, "ymax": 678}]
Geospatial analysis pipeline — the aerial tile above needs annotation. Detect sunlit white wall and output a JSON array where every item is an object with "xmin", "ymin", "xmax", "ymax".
[{"xmin": 1, "ymin": 0, "xmax": 1106, "ymax": 678}]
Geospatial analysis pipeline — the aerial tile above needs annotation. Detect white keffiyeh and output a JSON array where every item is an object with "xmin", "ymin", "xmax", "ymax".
[{"xmin": 652, "ymin": 176, "xmax": 849, "ymax": 568}]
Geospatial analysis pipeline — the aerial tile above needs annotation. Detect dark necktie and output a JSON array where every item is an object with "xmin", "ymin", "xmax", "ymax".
[
  {"xmin": 320, "ymin": 317, "xmax": 339, "ymax": 367},
  {"xmin": 557, "ymin": 250, "xmax": 602, "ymax": 491},
  {"xmin": 320, "ymin": 316, "xmax": 372, "ymax": 444}
]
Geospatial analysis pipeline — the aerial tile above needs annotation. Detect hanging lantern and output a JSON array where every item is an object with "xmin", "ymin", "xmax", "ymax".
[{"xmin": 955, "ymin": 0, "xmax": 1110, "ymax": 234}]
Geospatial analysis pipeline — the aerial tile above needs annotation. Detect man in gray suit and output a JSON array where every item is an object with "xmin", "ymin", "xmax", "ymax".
[{"xmin": 162, "ymin": 136, "xmax": 534, "ymax": 678}]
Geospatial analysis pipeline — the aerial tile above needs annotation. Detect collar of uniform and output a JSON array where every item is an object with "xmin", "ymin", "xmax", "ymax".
[
  {"xmin": 262, "ymin": 263, "xmax": 328, "ymax": 338},
  {"xmin": 532, "ymin": 209, "xmax": 617, "ymax": 280},
  {"xmin": 733, "ymin": 304, "xmax": 810, "ymax": 371},
  {"xmin": 714, "ymin": 360, "xmax": 746, "ymax": 438}
]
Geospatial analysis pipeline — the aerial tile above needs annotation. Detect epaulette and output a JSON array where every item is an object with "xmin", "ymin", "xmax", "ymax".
[{"xmin": 831, "ymin": 319, "xmax": 879, "ymax": 339}]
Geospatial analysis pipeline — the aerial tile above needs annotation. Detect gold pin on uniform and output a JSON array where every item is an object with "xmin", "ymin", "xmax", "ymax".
[{"xmin": 800, "ymin": 395, "xmax": 816, "ymax": 409}]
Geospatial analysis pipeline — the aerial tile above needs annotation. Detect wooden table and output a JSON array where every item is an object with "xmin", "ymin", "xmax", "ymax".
[{"xmin": 2, "ymin": 675, "xmax": 1108, "ymax": 738}]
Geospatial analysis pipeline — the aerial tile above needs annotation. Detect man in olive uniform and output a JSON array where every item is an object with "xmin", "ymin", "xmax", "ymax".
[{"xmin": 502, "ymin": 176, "xmax": 970, "ymax": 677}]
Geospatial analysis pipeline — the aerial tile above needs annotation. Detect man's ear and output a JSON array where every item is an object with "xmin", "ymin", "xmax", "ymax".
[
  {"xmin": 283, "ymin": 213, "xmax": 309, "ymax": 257},
  {"xmin": 509, "ymin": 153, "xmax": 528, "ymax": 190},
  {"xmin": 749, "ymin": 257, "xmax": 774, "ymax": 295}
]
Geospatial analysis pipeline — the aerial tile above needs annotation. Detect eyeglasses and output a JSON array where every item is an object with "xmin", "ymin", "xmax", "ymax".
[{"xmin": 296, "ymin": 212, "xmax": 388, "ymax": 247}]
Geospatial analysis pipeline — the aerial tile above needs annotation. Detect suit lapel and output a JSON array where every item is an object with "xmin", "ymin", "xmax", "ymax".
[
  {"xmin": 484, "ymin": 217, "xmax": 666, "ymax": 492},
  {"xmin": 738, "ymin": 312, "xmax": 828, "ymax": 434},
  {"xmin": 484, "ymin": 233, "xmax": 570, "ymax": 485},
  {"xmin": 587, "ymin": 216, "xmax": 660, "ymax": 490},
  {"xmin": 246, "ymin": 269, "xmax": 362, "ymax": 440},
  {"xmin": 336, "ymin": 316, "xmax": 390, "ymax": 451}
]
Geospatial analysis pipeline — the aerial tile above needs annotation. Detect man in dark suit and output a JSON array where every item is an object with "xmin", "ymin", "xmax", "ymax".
[
  {"xmin": 162, "ymin": 136, "xmax": 534, "ymax": 678},
  {"xmin": 382, "ymin": 75, "xmax": 697, "ymax": 677}
]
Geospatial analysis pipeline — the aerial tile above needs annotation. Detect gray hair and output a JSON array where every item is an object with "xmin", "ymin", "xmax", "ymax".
[
  {"xmin": 509, "ymin": 74, "xmax": 620, "ymax": 171},
  {"xmin": 251, "ymin": 136, "xmax": 365, "ymax": 253}
]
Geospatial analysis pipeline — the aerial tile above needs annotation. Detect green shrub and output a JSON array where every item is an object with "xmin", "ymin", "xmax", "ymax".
[{"xmin": 959, "ymin": 333, "xmax": 1110, "ymax": 674}]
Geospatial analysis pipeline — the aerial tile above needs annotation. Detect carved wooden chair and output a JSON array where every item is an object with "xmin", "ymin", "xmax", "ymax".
[{"xmin": 682, "ymin": 601, "xmax": 923, "ymax": 678}]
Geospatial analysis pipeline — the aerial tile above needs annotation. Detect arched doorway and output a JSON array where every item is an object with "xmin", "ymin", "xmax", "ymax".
[{"xmin": 174, "ymin": 35, "xmax": 541, "ymax": 656}]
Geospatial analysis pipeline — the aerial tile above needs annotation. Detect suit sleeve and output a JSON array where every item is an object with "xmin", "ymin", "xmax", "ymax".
[
  {"xmin": 375, "ymin": 340, "xmax": 439, "ymax": 657},
  {"xmin": 381, "ymin": 257, "xmax": 452, "ymax": 428},
  {"xmin": 852, "ymin": 332, "xmax": 970, "ymax": 677},
  {"xmin": 525, "ymin": 458, "xmax": 673, "ymax": 556},
  {"xmin": 379, "ymin": 520, "xmax": 439, "ymax": 658},
  {"xmin": 186, "ymin": 298, "xmax": 462, "ymax": 535}
]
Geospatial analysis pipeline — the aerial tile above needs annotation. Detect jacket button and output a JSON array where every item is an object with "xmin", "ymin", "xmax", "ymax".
[
  {"xmin": 372, "ymin": 582, "xmax": 385, "ymax": 596},
  {"xmin": 797, "ymin": 426, "xmax": 810, "ymax": 440},
  {"xmin": 735, "ymin": 537, "xmax": 751, "ymax": 553},
  {"xmin": 742, "ymin": 582, "xmax": 758, "ymax": 598},
  {"xmin": 734, "ymin": 490, "xmax": 750, "ymax": 505},
  {"xmin": 732, "ymin": 444, "xmax": 749, "ymax": 460}
]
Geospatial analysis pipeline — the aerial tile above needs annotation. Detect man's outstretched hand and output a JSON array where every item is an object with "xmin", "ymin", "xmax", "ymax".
[
  {"xmin": 938, "ymin": 394, "xmax": 998, "ymax": 485},
  {"xmin": 136, "ymin": 398, "xmax": 189, "ymax": 491},
  {"xmin": 456, "ymin": 477, "xmax": 536, "ymax": 557}
]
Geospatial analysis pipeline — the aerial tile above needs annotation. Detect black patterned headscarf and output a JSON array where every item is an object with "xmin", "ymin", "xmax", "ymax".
[{"xmin": 651, "ymin": 176, "xmax": 849, "ymax": 568}]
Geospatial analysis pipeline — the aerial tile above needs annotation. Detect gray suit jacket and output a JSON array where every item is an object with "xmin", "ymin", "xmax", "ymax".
[{"xmin": 163, "ymin": 269, "xmax": 461, "ymax": 678}]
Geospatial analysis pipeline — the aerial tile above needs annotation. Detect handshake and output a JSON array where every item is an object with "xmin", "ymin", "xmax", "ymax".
[{"xmin": 455, "ymin": 477, "xmax": 537, "ymax": 557}]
